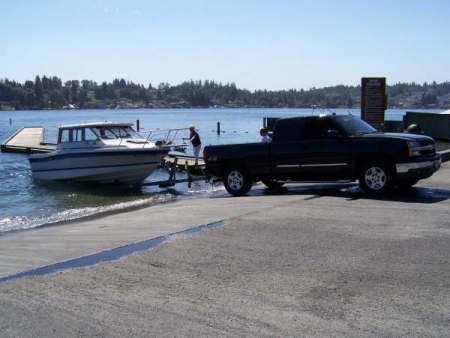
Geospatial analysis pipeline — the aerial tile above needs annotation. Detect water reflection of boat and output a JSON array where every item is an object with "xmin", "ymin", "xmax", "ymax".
[{"xmin": 29, "ymin": 122, "xmax": 175, "ymax": 185}]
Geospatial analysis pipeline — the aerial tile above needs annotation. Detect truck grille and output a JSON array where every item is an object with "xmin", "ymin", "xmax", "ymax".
[{"xmin": 419, "ymin": 140, "xmax": 435, "ymax": 155}]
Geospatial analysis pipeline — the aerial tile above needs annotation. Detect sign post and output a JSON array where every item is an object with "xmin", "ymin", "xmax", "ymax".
[{"xmin": 361, "ymin": 77, "xmax": 386, "ymax": 130}]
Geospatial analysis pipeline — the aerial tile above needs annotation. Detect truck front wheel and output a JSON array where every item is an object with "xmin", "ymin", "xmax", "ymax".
[
  {"xmin": 224, "ymin": 167, "xmax": 252, "ymax": 196},
  {"xmin": 359, "ymin": 160, "xmax": 393, "ymax": 195}
]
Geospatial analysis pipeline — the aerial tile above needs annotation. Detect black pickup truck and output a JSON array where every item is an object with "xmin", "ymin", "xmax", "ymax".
[{"xmin": 203, "ymin": 114, "xmax": 442, "ymax": 196}]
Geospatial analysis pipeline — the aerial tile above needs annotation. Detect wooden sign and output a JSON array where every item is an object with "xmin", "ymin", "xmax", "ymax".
[{"xmin": 361, "ymin": 77, "xmax": 386, "ymax": 130}]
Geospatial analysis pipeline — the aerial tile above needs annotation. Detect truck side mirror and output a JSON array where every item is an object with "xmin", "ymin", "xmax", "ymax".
[{"xmin": 327, "ymin": 129, "xmax": 342, "ymax": 138}]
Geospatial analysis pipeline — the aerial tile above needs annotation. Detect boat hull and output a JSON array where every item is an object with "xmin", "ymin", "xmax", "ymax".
[{"xmin": 29, "ymin": 148, "xmax": 168, "ymax": 185}]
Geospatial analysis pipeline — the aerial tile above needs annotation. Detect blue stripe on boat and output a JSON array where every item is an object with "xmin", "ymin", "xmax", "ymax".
[
  {"xmin": 29, "ymin": 149, "xmax": 167, "ymax": 162},
  {"xmin": 32, "ymin": 161, "xmax": 159, "ymax": 173}
]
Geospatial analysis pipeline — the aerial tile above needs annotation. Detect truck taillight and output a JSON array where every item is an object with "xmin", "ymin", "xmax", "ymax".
[{"xmin": 203, "ymin": 148, "xmax": 207, "ymax": 162}]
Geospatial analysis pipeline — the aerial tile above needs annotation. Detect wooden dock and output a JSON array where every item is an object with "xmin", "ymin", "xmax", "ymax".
[{"xmin": 1, "ymin": 127, "xmax": 56, "ymax": 154}]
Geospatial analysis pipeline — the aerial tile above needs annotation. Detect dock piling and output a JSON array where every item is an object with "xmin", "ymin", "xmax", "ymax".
[{"xmin": 185, "ymin": 161, "xmax": 192, "ymax": 188}]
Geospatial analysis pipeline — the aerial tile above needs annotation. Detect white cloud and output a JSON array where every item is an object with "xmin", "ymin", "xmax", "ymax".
[
  {"xmin": 104, "ymin": 7, "xmax": 119, "ymax": 15},
  {"xmin": 130, "ymin": 9, "xmax": 142, "ymax": 16}
]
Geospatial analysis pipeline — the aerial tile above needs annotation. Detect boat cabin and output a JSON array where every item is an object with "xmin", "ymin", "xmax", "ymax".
[{"xmin": 57, "ymin": 122, "xmax": 143, "ymax": 145}]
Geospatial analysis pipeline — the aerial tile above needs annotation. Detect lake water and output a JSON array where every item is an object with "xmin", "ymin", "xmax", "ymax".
[{"xmin": 0, "ymin": 108, "xmax": 439, "ymax": 235}]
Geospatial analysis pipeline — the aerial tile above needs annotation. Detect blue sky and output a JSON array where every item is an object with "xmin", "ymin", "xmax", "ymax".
[{"xmin": 1, "ymin": 0, "xmax": 449, "ymax": 90}]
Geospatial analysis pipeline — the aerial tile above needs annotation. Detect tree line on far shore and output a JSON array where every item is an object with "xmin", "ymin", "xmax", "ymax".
[{"xmin": 1, "ymin": 76, "xmax": 449, "ymax": 110}]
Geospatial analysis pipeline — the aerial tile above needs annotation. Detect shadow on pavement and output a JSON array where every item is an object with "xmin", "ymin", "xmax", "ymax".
[{"xmin": 257, "ymin": 182, "xmax": 450, "ymax": 204}]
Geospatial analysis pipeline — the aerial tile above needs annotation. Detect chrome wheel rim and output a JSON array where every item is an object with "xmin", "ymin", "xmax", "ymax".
[
  {"xmin": 227, "ymin": 170, "xmax": 244, "ymax": 191},
  {"xmin": 364, "ymin": 166, "xmax": 386, "ymax": 190}
]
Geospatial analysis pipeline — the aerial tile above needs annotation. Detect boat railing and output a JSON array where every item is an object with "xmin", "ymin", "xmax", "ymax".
[{"xmin": 137, "ymin": 127, "xmax": 189, "ymax": 151}]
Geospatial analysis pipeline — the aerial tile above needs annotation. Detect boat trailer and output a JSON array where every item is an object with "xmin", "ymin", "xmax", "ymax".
[{"xmin": 142, "ymin": 157, "xmax": 206, "ymax": 189}]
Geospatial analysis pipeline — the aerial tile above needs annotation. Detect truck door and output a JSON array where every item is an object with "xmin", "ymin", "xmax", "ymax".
[
  {"xmin": 299, "ymin": 117, "xmax": 353, "ymax": 180},
  {"xmin": 271, "ymin": 117, "xmax": 352, "ymax": 181},
  {"xmin": 270, "ymin": 118, "xmax": 306, "ymax": 180}
]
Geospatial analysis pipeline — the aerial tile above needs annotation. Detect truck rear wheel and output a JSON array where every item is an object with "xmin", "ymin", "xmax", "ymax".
[
  {"xmin": 224, "ymin": 167, "xmax": 252, "ymax": 196},
  {"xmin": 359, "ymin": 160, "xmax": 393, "ymax": 195}
]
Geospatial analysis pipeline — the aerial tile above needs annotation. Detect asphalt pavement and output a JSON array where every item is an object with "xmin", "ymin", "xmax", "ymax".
[{"xmin": 0, "ymin": 162, "xmax": 449, "ymax": 336}]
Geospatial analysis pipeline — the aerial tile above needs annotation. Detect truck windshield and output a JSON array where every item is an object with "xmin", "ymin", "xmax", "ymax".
[{"xmin": 332, "ymin": 116, "xmax": 376, "ymax": 136}]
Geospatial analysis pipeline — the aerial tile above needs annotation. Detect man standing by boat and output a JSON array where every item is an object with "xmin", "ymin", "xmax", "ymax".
[{"xmin": 184, "ymin": 124, "xmax": 202, "ymax": 165}]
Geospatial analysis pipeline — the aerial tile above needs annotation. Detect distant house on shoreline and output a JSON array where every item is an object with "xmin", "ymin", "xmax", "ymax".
[{"xmin": 83, "ymin": 102, "xmax": 107, "ymax": 109}]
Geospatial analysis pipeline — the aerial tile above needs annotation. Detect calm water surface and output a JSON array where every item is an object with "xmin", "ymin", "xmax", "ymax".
[{"xmin": 0, "ymin": 108, "xmax": 437, "ymax": 234}]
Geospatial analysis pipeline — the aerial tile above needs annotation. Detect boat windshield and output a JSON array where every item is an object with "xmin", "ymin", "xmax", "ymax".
[
  {"xmin": 331, "ymin": 116, "xmax": 376, "ymax": 136},
  {"xmin": 91, "ymin": 126, "xmax": 143, "ymax": 140}
]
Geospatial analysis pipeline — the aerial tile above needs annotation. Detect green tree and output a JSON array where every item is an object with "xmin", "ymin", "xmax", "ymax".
[
  {"xmin": 77, "ymin": 88, "xmax": 89, "ymax": 108},
  {"xmin": 48, "ymin": 90, "xmax": 65, "ymax": 108},
  {"xmin": 70, "ymin": 80, "xmax": 80, "ymax": 103},
  {"xmin": 422, "ymin": 93, "xmax": 437, "ymax": 105},
  {"xmin": 24, "ymin": 80, "xmax": 34, "ymax": 89},
  {"xmin": 34, "ymin": 76, "xmax": 44, "ymax": 107}
]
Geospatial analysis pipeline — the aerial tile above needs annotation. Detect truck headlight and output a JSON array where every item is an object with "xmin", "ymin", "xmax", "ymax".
[{"xmin": 408, "ymin": 141, "xmax": 421, "ymax": 157}]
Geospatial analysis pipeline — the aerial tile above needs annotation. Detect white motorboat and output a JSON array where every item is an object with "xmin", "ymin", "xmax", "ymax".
[{"xmin": 29, "ymin": 122, "xmax": 176, "ymax": 185}]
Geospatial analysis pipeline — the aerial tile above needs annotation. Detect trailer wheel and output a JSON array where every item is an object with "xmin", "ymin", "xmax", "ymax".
[{"xmin": 224, "ymin": 167, "xmax": 252, "ymax": 196}]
